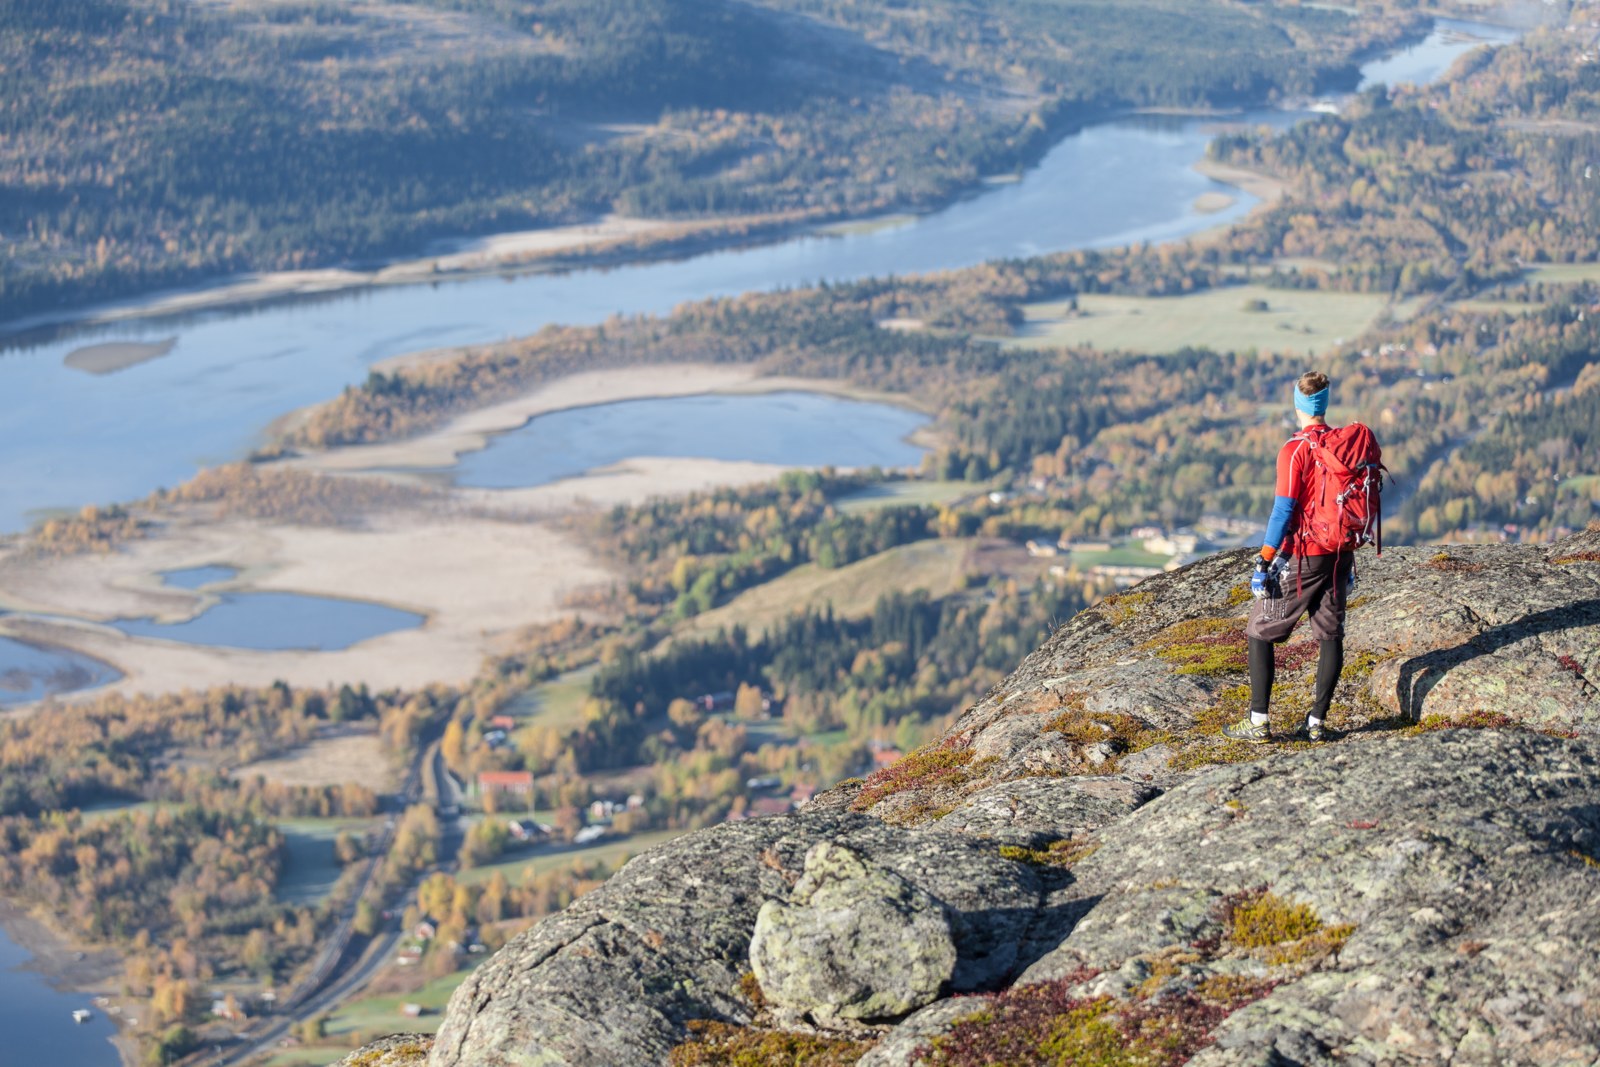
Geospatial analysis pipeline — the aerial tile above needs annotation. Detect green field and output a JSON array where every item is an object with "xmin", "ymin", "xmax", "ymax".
[
  {"xmin": 505, "ymin": 666, "xmax": 599, "ymax": 735},
  {"xmin": 454, "ymin": 828, "xmax": 685, "ymax": 887},
  {"xmin": 1005, "ymin": 285, "xmax": 1391, "ymax": 356},
  {"xmin": 275, "ymin": 817, "xmax": 383, "ymax": 905},
  {"xmin": 1068, "ymin": 546, "xmax": 1172, "ymax": 568},
  {"xmin": 1521, "ymin": 262, "xmax": 1600, "ymax": 285},
  {"xmin": 261, "ymin": 973, "xmax": 468, "ymax": 1065},
  {"xmin": 834, "ymin": 480, "xmax": 971, "ymax": 515},
  {"xmin": 685, "ymin": 539, "xmax": 976, "ymax": 636}
]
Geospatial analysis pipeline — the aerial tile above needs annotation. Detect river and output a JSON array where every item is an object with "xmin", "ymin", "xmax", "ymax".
[
  {"xmin": 0, "ymin": 19, "xmax": 1517, "ymax": 535},
  {"xmin": 0, "ymin": 923, "xmax": 121, "ymax": 1067}
]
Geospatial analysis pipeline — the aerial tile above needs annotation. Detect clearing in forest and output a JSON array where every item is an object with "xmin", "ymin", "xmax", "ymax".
[
  {"xmin": 1007, "ymin": 285, "xmax": 1390, "ymax": 357},
  {"xmin": 684, "ymin": 539, "xmax": 976, "ymax": 636}
]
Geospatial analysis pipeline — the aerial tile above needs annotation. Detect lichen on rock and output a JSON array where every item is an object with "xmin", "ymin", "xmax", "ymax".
[{"xmin": 336, "ymin": 532, "xmax": 1600, "ymax": 1067}]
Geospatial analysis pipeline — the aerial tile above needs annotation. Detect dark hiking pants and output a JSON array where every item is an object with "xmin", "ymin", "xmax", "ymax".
[{"xmin": 1245, "ymin": 552, "xmax": 1354, "ymax": 718}]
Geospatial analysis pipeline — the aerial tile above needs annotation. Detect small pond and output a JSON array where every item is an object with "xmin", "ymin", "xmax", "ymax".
[
  {"xmin": 452, "ymin": 391, "xmax": 930, "ymax": 490},
  {"xmin": 0, "ymin": 635, "xmax": 120, "ymax": 707},
  {"xmin": 160, "ymin": 564, "xmax": 239, "ymax": 590},
  {"xmin": 0, "ymin": 923, "xmax": 120, "ymax": 1067},
  {"xmin": 115, "ymin": 592, "xmax": 424, "ymax": 651}
]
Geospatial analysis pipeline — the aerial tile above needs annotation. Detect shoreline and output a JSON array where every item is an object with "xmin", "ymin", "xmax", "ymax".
[
  {"xmin": 292, "ymin": 364, "xmax": 925, "ymax": 476},
  {"xmin": 0, "ymin": 899, "xmax": 133, "ymax": 1066},
  {"xmin": 0, "ymin": 365, "xmax": 932, "ymax": 705},
  {"xmin": 0, "ymin": 211, "xmax": 815, "ymax": 347},
  {"xmin": 0, "ymin": 106, "xmax": 1275, "ymax": 348}
]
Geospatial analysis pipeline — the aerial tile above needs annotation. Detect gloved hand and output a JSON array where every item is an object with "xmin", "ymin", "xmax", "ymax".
[
  {"xmin": 1250, "ymin": 556, "xmax": 1276, "ymax": 600},
  {"xmin": 1346, "ymin": 562, "xmax": 1358, "ymax": 596}
]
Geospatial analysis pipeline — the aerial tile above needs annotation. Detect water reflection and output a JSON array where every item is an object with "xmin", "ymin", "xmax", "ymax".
[
  {"xmin": 115, "ymin": 592, "xmax": 423, "ymax": 651},
  {"xmin": 452, "ymin": 392, "xmax": 930, "ymax": 489},
  {"xmin": 0, "ymin": 635, "xmax": 120, "ymax": 707}
]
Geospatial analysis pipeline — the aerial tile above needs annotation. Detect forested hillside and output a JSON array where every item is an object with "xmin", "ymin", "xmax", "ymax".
[{"xmin": 0, "ymin": 0, "xmax": 1420, "ymax": 321}]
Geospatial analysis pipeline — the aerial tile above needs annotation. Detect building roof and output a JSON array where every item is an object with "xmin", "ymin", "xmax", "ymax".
[{"xmin": 478, "ymin": 770, "xmax": 534, "ymax": 787}]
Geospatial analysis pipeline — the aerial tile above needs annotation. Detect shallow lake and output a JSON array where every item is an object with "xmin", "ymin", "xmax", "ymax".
[
  {"xmin": 453, "ymin": 392, "xmax": 930, "ymax": 489},
  {"xmin": 115, "ymin": 592, "xmax": 424, "ymax": 651},
  {"xmin": 0, "ymin": 923, "xmax": 120, "ymax": 1067},
  {"xmin": 0, "ymin": 635, "xmax": 120, "ymax": 707},
  {"xmin": 160, "ymin": 564, "xmax": 239, "ymax": 590},
  {"xmin": 0, "ymin": 18, "xmax": 1516, "ymax": 532}
]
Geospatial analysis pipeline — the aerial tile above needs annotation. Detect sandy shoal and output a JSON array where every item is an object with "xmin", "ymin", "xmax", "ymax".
[
  {"xmin": 456, "ymin": 456, "xmax": 795, "ymax": 514},
  {"xmin": 1192, "ymin": 191, "xmax": 1238, "ymax": 215},
  {"xmin": 62, "ymin": 338, "xmax": 177, "ymax": 375},
  {"xmin": 1192, "ymin": 159, "xmax": 1287, "ymax": 205},
  {"xmin": 2, "ymin": 213, "xmax": 787, "ymax": 339},
  {"xmin": 0, "ymin": 513, "xmax": 609, "ymax": 697},
  {"xmin": 294, "ymin": 364, "xmax": 917, "ymax": 475}
]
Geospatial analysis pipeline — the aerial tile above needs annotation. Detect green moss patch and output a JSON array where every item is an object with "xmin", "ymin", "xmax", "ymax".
[
  {"xmin": 1404, "ymin": 710, "xmax": 1519, "ymax": 735},
  {"xmin": 669, "ymin": 1021, "xmax": 874, "ymax": 1066},
  {"xmin": 1043, "ymin": 708, "xmax": 1168, "ymax": 765},
  {"xmin": 1220, "ymin": 888, "xmax": 1353, "ymax": 966},
  {"xmin": 1101, "ymin": 591, "xmax": 1155, "ymax": 627},
  {"xmin": 1000, "ymin": 838, "xmax": 1100, "ymax": 868}
]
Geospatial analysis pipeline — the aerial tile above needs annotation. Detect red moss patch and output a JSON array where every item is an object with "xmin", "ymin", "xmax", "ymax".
[
  {"xmin": 1274, "ymin": 641, "xmax": 1319, "ymax": 672},
  {"xmin": 922, "ymin": 965, "xmax": 1273, "ymax": 1067},
  {"xmin": 851, "ymin": 740, "xmax": 996, "ymax": 812}
]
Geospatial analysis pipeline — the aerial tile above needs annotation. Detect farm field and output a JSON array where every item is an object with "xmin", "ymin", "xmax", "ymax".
[
  {"xmin": 505, "ymin": 666, "xmax": 599, "ymax": 736},
  {"xmin": 453, "ymin": 828, "xmax": 685, "ymax": 887},
  {"xmin": 1005, "ymin": 285, "xmax": 1392, "ymax": 356},
  {"xmin": 274, "ymin": 816, "xmax": 385, "ymax": 905},
  {"xmin": 235, "ymin": 729, "xmax": 397, "ymax": 793},
  {"xmin": 834, "ymin": 479, "xmax": 971, "ymax": 514},
  {"xmin": 685, "ymin": 539, "xmax": 976, "ymax": 636}
]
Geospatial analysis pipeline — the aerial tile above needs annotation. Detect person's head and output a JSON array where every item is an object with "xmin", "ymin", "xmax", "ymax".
[{"xmin": 1294, "ymin": 371, "xmax": 1330, "ymax": 427}]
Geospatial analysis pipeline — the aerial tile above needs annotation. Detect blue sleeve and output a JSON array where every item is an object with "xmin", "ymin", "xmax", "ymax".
[{"xmin": 1263, "ymin": 495, "xmax": 1296, "ymax": 553}]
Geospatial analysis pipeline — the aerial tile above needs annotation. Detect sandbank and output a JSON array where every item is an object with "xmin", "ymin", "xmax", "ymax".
[
  {"xmin": 0, "ymin": 513, "xmax": 609, "ymax": 697},
  {"xmin": 62, "ymin": 338, "xmax": 176, "ymax": 375},
  {"xmin": 1192, "ymin": 191, "xmax": 1238, "ymax": 215},
  {"xmin": 1192, "ymin": 159, "xmax": 1287, "ymax": 205},
  {"xmin": 293, "ymin": 364, "xmax": 919, "ymax": 476},
  {"xmin": 0, "ymin": 364, "xmax": 931, "ymax": 705},
  {"xmin": 0, "ymin": 213, "xmax": 789, "ymax": 340},
  {"xmin": 455, "ymin": 456, "xmax": 796, "ymax": 515}
]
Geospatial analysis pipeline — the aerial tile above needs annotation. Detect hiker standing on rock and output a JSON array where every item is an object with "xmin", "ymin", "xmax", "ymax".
[{"xmin": 1224, "ymin": 371, "xmax": 1385, "ymax": 745}]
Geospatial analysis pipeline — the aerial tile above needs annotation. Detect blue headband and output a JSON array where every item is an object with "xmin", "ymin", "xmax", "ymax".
[{"xmin": 1294, "ymin": 384, "xmax": 1329, "ymax": 416}]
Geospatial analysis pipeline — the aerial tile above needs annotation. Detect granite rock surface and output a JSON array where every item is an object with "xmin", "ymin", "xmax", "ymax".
[{"xmin": 369, "ymin": 533, "xmax": 1600, "ymax": 1066}]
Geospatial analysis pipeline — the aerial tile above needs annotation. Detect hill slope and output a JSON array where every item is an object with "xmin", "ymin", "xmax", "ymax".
[
  {"xmin": 0, "ymin": 0, "xmax": 1418, "ymax": 321},
  {"xmin": 340, "ymin": 529, "xmax": 1600, "ymax": 1065}
]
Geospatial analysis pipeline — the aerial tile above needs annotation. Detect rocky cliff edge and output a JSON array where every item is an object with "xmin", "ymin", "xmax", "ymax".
[{"xmin": 341, "ymin": 530, "xmax": 1600, "ymax": 1067}]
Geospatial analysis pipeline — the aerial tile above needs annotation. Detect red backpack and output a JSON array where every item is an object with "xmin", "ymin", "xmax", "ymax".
[{"xmin": 1290, "ymin": 423, "xmax": 1387, "ymax": 556}]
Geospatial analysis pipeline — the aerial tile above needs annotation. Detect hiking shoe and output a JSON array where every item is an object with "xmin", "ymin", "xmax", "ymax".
[
  {"xmin": 1221, "ymin": 717, "xmax": 1270, "ymax": 745},
  {"xmin": 1295, "ymin": 720, "xmax": 1328, "ymax": 743}
]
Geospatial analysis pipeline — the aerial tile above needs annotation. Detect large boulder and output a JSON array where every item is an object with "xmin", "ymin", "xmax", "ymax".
[
  {"xmin": 750, "ymin": 840, "xmax": 959, "ymax": 1022},
  {"xmin": 427, "ymin": 808, "xmax": 873, "ymax": 1067}
]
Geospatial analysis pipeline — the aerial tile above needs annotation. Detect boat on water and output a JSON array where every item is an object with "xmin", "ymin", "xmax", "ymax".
[{"xmin": 71, "ymin": 1008, "xmax": 91, "ymax": 1023}]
